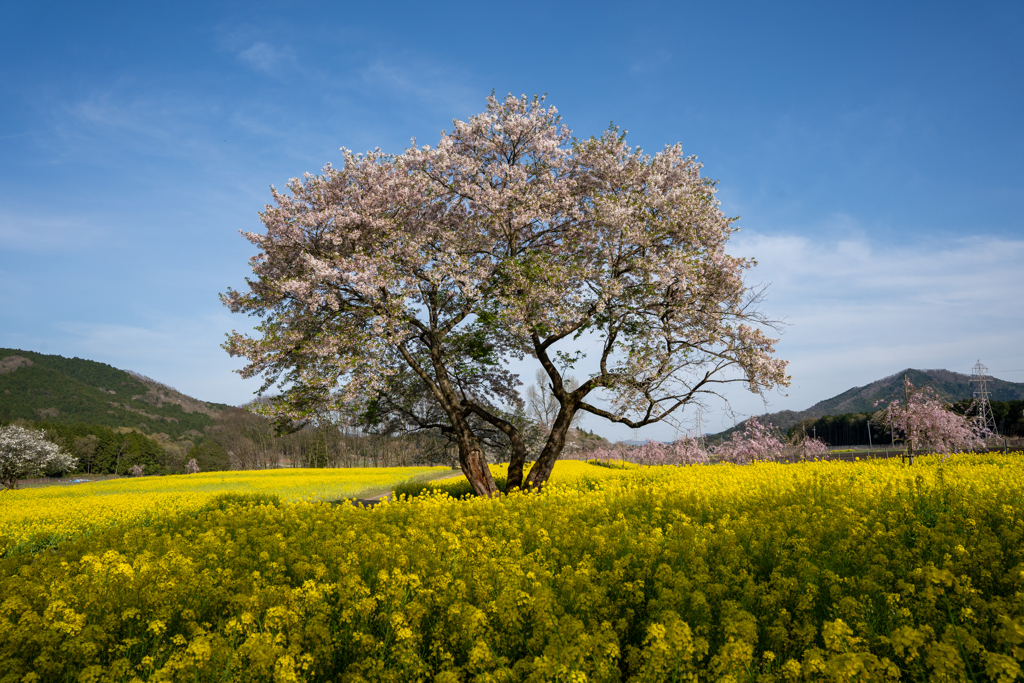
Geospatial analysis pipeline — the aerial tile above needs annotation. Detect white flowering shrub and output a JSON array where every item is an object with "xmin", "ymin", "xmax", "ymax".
[{"xmin": 0, "ymin": 425, "xmax": 78, "ymax": 490}]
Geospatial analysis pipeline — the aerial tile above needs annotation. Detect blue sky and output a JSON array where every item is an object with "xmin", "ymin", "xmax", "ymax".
[{"xmin": 2, "ymin": 1, "xmax": 1022, "ymax": 440}]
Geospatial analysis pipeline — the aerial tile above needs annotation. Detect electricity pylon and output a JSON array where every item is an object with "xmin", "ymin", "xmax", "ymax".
[{"xmin": 970, "ymin": 360, "xmax": 999, "ymax": 434}]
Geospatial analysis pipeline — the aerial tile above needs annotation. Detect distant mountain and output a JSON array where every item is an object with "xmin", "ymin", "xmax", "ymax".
[
  {"xmin": 0, "ymin": 348, "xmax": 229, "ymax": 438},
  {"xmin": 708, "ymin": 368, "xmax": 1024, "ymax": 440}
]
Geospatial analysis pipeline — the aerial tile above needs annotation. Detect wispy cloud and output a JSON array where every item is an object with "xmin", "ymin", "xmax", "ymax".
[
  {"xmin": 237, "ymin": 41, "xmax": 296, "ymax": 76},
  {"xmin": 358, "ymin": 56, "xmax": 479, "ymax": 114},
  {"xmin": 35, "ymin": 84, "xmax": 230, "ymax": 169},
  {"xmin": 0, "ymin": 211, "xmax": 107, "ymax": 252},
  {"xmin": 628, "ymin": 49, "xmax": 673, "ymax": 76},
  {"xmin": 64, "ymin": 85, "xmax": 216, "ymax": 140}
]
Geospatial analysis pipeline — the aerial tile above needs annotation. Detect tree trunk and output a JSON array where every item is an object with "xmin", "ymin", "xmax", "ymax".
[
  {"xmin": 523, "ymin": 402, "xmax": 577, "ymax": 491},
  {"xmin": 506, "ymin": 454, "xmax": 526, "ymax": 492},
  {"xmin": 459, "ymin": 435, "xmax": 499, "ymax": 497},
  {"xmin": 503, "ymin": 432, "xmax": 528, "ymax": 492},
  {"xmin": 460, "ymin": 399, "xmax": 529, "ymax": 493}
]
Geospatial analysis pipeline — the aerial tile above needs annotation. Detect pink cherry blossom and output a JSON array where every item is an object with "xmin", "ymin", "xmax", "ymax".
[{"xmin": 712, "ymin": 416, "xmax": 785, "ymax": 464}]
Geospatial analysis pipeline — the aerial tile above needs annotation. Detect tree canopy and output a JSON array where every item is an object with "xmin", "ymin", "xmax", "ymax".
[{"xmin": 223, "ymin": 94, "xmax": 789, "ymax": 495}]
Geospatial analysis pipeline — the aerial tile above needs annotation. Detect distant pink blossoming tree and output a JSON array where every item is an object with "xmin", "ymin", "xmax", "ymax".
[
  {"xmin": 877, "ymin": 378, "xmax": 988, "ymax": 456},
  {"xmin": 712, "ymin": 416, "xmax": 786, "ymax": 464},
  {"xmin": 667, "ymin": 438, "xmax": 714, "ymax": 466},
  {"xmin": 619, "ymin": 438, "xmax": 712, "ymax": 467},
  {"xmin": 588, "ymin": 423, "xmax": 829, "ymax": 467},
  {"xmin": 223, "ymin": 94, "xmax": 789, "ymax": 496},
  {"xmin": 790, "ymin": 435, "xmax": 831, "ymax": 460}
]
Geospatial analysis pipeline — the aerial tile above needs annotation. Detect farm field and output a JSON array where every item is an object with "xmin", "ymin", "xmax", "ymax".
[
  {"xmin": 0, "ymin": 466, "xmax": 448, "ymax": 556},
  {"xmin": 1, "ymin": 455, "xmax": 1024, "ymax": 681}
]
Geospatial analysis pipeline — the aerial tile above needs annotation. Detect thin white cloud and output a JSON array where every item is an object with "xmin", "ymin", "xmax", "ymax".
[
  {"xmin": 64, "ymin": 87, "xmax": 215, "ymax": 142},
  {"xmin": 358, "ymin": 57, "xmax": 479, "ymax": 113},
  {"xmin": 37, "ymin": 85, "xmax": 231, "ymax": 169},
  {"xmin": 628, "ymin": 49, "xmax": 673, "ymax": 76},
  {"xmin": 237, "ymin": 42, "xmax": 295, "ymax": 76},
  {"xmin": 0, "ymin": 211, "xmax": 107, "ymax": 252},
  {"xmin": 734, "ymin": 231, "xmax": 1023, "ymax": 319}
]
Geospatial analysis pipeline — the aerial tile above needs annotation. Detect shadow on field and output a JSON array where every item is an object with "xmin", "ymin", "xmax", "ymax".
[{"xmin": 328, "ymin": 495, "xmax": 390, "ymax": 509}]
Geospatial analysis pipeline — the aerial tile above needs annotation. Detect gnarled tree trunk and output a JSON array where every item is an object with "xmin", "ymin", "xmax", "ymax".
[{"xmin": 458, "ymin": 434, "xmax": 499, "ymax": 497}]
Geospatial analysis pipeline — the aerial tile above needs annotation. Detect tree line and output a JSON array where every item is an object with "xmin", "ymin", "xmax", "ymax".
[{"xmin": 2, "ymin": 409, "xmax": 465, "ymax": 478}]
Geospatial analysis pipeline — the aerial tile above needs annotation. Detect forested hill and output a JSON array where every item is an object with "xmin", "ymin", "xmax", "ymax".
[
  {"xmin": 0, "ymin": 349, "xmax": 229, "ymax": 439},
  {"xmin": 709, "ymin": 368, "xmax": 1024, "ymax": 440}
]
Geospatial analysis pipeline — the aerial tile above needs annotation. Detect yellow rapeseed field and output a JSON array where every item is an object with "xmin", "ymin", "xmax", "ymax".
[
  {"xmin": 0, "ymin": 466, "xmax": 447, "ymax": 555},
  {"xmin": 392, "ymin": 459, "xmax": 639, "ymax": 498},
  {"xmin": 1, "ymin": 453, "xmax": 1023, "ymax": 681}
]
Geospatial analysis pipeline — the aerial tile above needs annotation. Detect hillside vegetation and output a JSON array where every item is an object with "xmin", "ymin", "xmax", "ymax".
[
  {"xmin": 0, "ymin": 348, "xmax": 227, "ymax": 439},
  {"xmin": 782, "ymin": 400, "xmax": 1024, "ymax": 448}
]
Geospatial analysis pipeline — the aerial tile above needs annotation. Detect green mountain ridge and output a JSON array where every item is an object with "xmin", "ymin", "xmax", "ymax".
[
  {"xmin": 708, "ymin": 368, "xmax": 1024, "ymax": 440},
  {"xmin": 0, "ymin": 348, "xmax": 230, "ymax": 439}
]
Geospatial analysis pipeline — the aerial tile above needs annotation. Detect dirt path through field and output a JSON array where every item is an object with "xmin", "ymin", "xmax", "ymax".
[{"xmin": 341, "ymin": 469, "xmax": 464, "ymax": 508}]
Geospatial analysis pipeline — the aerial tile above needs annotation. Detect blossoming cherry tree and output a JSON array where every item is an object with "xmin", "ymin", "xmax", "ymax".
[{"xmin": 223, "ymin": 94, "xmax": 790, "ymax": 495}]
